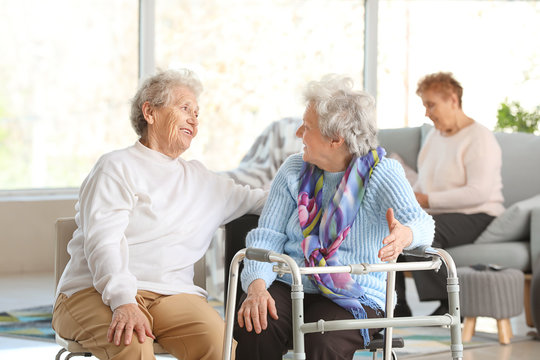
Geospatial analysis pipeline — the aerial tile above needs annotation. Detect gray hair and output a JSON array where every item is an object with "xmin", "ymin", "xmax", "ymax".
[
  {"xmin": 303, "ymin": 74, "xmax": 378, "ymax": 157},
  {"xmin": 130, "ymin": 69, "xmax": 203, "ymax": 137}
]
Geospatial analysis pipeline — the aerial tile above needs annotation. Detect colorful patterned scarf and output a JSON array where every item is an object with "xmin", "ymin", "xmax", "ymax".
[{"xmin": 298, "ymin": 147, "xmax": 385, "ymax": 346}]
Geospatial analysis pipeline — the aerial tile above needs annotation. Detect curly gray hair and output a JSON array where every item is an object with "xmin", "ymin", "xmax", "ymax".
[
  {"xmin": 130, "ymin": 69, "xmax": 203, "ymax": 137},
  {"xmin": 303, "ymin": 74, "xmax": 378, "ymax": 157}
]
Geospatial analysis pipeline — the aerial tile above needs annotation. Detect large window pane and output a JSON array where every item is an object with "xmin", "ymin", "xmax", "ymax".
[
  {"xmin": 155, "ymin": 0, "xmax": 365, "ymax": 171},
  {"xmin": 378, "ymin": 0, "xmax": 540, "ymax": 130},
  {"xmin": 0, "ymin": 0, "xmax": 138, "ymax": 189}
]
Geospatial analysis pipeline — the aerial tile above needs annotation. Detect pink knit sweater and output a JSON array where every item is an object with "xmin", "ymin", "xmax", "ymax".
[{"xmin": 413, "ymin": 122, "xmax": 505, "ymax": 216}]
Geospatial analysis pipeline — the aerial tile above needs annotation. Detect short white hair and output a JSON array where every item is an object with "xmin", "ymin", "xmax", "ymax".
[
  {"xmin": 303, "ymin": 74, "xmax": 378, "ymax": 157},
  {"xmin": 130, "ymin": 69, "xmax": 203, "ymax": 137}
]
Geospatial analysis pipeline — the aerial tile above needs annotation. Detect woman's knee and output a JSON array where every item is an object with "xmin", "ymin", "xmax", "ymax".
[
  {"xmin": 104, "ymin": 337, "xmax": 155, "ymax": 360},
  {"xmin": 234, "ymin": 323, "xmax": 289, "ymax": 360},
  {"xmin": 304, "ymin": 332, "xmax": 357, "ymax": 360}
]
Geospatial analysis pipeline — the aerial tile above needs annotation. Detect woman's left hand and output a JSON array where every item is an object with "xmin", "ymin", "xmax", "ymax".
[
  {"xmin": 414, "ymin": 192, "xmax": 429, "ymax": 208},
  {"xmin": 378, "ymin": 208, "xmax": 413, "ymax": 262}
]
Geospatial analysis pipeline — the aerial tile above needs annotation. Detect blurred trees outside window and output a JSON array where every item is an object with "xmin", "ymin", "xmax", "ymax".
[
  {"xmin": 0, "ymin": 0, "xmax": 138, "ymax": 189},
  {"xmin": 154, "ymin": 0, "xmax": 365, "ymax": 171},
  {"xmin": 1, "ymin": 0, "xmax": 539, "ymax": 190},
  {"xmin": 377, "ymin": 0, "xmax": 540, "ymax": 130}
]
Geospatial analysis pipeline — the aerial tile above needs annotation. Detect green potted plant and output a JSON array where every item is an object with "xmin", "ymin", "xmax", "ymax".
[{"xmin": 495, "ymin": 100, "xmax": 540, "ymax": 134}]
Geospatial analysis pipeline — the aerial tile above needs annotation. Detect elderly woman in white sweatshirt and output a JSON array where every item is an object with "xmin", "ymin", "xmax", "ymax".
[{"xmin": 52, "ymin": 69, "xmax": 266, "ymax": 360}]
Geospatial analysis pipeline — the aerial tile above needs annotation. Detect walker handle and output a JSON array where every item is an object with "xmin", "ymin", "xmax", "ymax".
[
  {"xmin": 402, "ymin": 245, "xmax": 431, "ymax": 258},
  {"xmin": 245, "ymin": 248, "xmax": 276, "ymax": 263}
]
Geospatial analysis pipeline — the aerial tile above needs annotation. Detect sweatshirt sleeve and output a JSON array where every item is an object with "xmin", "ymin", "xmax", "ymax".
[
  {"xmin": 78, "ymin": 163, "xmax": 138, "ymax": 311},
  {"xmin": 240, "ymin": 156, "xmax": 300, "ymax": 291},
  {"xmin": 209, "ymin": 169, "xmax": 268, "ymax": 225},
  {"xmin": 367, "ymin": 159, "xmax": 435, "ymax": 249},
  {"xmin": 427, "ymin": 132, "xmax": 502, "ymax": 210}
]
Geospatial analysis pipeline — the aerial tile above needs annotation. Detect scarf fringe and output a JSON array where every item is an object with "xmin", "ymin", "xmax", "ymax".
[{"xmin": 349, "ymin": 296, "xmax": 384, "ymax": 348}]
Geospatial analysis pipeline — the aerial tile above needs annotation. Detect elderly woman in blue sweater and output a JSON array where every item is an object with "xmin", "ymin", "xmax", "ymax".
[{"xmin": 233, "ymin": 74, "xmax": 435, "ymax": 360}]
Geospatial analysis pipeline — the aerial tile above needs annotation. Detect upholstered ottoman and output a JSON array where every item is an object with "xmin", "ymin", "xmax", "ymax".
[{"xmin": 458, "ymin": 266, "xmax": 524, "ymax": 344}]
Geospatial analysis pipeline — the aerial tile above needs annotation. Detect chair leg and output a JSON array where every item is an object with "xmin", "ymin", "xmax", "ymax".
[
  {"xmin": 525, "ymin": 274, "xmax": 534, "ymax": 327},
  {"xmin": 497, "ymin": 318, "xmax": 513, "ymax": 345},
  {"xmin": 462, "ymin": 317, "xmax": 476, "ymax": 342},
  {"xmin": 64, "ymin": 351, "xmax": 93, "ymax": 359},
  {"xmin": 55, "ymin": 348, "xmax": 67, "ymax": 360}
]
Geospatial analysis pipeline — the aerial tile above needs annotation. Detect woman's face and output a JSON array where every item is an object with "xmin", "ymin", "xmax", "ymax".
[
  {"xmin": 296, "ymin": 103, "xmax": 333, "ymax": 168},
  {"xmin": 147, "ymin": 86, "xmax": 199, "ymax": 157},
  {"xmin": 420, "ymin": 89, "xmax": 458, "ymax": 133}
]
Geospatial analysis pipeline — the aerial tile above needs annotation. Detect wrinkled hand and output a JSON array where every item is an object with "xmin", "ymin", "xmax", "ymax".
[
  {"xmin": 378, "ymin": 208, "xmax": 413, "ymax": 262},
  {"xmin": 107, "ymin": 303, "xmax": 155, "ymax": 346},
  {"xmin": 237, "ymin": 279, "xmax": 278, "ymax": 334},
  {"xmin": 414, "ymin": 192, "xmax": 429, "ymax": 209}
]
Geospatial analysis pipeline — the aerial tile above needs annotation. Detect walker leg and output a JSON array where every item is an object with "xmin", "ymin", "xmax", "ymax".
[
  {"xmin": 383, "ymin": 266, "xmax": 396, "ymax": 360},
  {"xmin": 447, "ymin": 275, "xmax": 463, "ymax": 360},
  {"xmin": 223, "ymin": 253, "xmax": 244, "ymax": 360},
  {"xmin": 291, "ymin": 284, "xmax": 306, "ymax": 359}
]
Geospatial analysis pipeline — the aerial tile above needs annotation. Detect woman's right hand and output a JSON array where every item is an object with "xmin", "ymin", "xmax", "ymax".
[
  {"xmin": 237, "ymin": 279, "xmax": 278, "ymax": 334},
  {"xmin": 107, "ymin": 303, "xmax": 155, "ymax": 346}
]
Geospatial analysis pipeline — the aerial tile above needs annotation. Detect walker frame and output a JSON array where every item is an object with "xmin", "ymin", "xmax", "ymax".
[{"xmin": 223, "ymin": 246, "xmax": 463, "ymax": 360}]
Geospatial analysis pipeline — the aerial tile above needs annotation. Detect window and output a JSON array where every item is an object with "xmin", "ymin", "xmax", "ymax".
[
  {"xmin": 155, "ymin": 0, "xmax": 366, "ymax": 171},
  {"xmin": 377, "ymin": 0, "xmax": 540, "ymax": 130},
  {"xmin": 6, "ymin": 1, "xmax": 537, "ymax": 190},
  {"xmin": 0, "ymin": 0, "xmax": 138, "ymax": 189}
]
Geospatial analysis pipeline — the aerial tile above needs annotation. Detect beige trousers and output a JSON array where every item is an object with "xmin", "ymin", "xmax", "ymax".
[{"xmin": 52, "ymin": 287, "xmax": 235, "ymax": 360}]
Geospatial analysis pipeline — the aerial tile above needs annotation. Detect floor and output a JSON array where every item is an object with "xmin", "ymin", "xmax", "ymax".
[{"xmin": 1, "ymin": 272, "xmax": 539, "ymax": 359}]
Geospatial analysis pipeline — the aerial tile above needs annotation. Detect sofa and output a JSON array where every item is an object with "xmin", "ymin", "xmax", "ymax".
[
  {"xmin": 378, "ymin": 124, "xmax": 540, "ymax": 329},
  {"xmin": 223, "ymin": 120, "xmax": 540, "ymax": 332}
]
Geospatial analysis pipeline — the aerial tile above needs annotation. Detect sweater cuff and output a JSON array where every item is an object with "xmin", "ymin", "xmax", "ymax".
[
  {"xmin": 241, "ymin": 261, "xmax": 278, "ymax": 292},
  {"xmin": 108, "ymin": 294, "xmax": 137, "ymax": 312},
  {"xmin": 403, "ymin": 215, "xmax": 435, "ymax": 250},
  {"xmin": 427, "ymin": 191, "xmax": 446, "ymax": 210}
]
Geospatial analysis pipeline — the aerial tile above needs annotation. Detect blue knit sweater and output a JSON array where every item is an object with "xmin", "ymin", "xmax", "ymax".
[{"xmin": 241, "ymin": 153, "xmax": 435, "ymax": 311}]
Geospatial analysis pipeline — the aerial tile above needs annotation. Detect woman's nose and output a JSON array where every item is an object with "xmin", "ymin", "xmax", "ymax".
[
  {"xmin": 188, "ymin": 112, "xmax": 199, "ymax": 126},
  {"xmin": 295, "ymin": 125, "xmax": 303, "ymax": 138}
]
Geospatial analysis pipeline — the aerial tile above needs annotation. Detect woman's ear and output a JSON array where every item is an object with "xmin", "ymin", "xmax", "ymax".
[
  {"xmin": 330, "ymin": 136, "xmax": 346, "ymax": 148},
  {"xmin": 449, "ymin": 93, "xmax": 460, "ymax": 108},
  {"xmin": 142, "ymin": 102, "xmax": 155, "ymax": 124}
]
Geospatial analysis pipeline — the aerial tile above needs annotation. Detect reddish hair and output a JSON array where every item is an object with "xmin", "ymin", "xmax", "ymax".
[{"xmin": 416, "ymin": 72, "xmax": 463, "ymax": 108}]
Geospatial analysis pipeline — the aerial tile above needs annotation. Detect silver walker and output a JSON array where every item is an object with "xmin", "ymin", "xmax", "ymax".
[{"xmin": 223, "ymin": 246, "xmax": 463, "ymax": 360}]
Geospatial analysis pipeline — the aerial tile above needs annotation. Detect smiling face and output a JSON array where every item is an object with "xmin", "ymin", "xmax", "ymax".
[
  {"xmin": 295, "ymin": 103, "xmax": 335, "ymax": 169},
  {"xmin": 143, "ymin": 86, "xmax": 199, "ymax": 158}
]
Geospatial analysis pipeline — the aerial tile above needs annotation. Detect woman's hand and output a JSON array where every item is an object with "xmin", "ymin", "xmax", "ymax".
[
  {"xmin": 414, "ymin": 192, "xmax": 429, "ymax": 208},
  {"xmin": 378, "ymin": 208, "xmax": 413, "ymax": 262},
  {"xmin": 107, "ymin": 303, "xmax": 155, "ymax": 346},
  {"xmin": 237, "ymin": 279, "xmax": 278, "ymax": 334}
]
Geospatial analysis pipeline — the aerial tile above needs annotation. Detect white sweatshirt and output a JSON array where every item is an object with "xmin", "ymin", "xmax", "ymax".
[
  {"xmin": 413, "ymin": 122, "xmax": 504, "ymax": 216},
  {"xmin": 56, "ymin": 141, "xmax": 266, "ymax": 311}
]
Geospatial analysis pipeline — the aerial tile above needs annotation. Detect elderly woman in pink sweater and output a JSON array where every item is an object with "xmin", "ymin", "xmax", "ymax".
[{"xmin": 395, "ymin": 72, "xmax": 505, "ymax": 317}]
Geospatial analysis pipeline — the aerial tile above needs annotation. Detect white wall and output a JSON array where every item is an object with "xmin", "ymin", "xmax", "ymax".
[{"xmin": 0, "ymin": 198, "xmax": 77, "ymax": 274}]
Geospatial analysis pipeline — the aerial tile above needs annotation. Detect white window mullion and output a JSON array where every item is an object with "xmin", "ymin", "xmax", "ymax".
[
  {"xmin": 364, "ymin": 0, "xmax": 378, "ymax": 99},
  {"xmin": 139, "ymin": 0, "xmax": 155, "ymax": 83}
]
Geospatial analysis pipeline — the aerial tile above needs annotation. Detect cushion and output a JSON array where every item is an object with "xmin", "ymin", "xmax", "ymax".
[
  {"xmin": 377, "ymin": 126, "xmax": 422, "ymax": 171},
  {"xmin": 448, "ymin": 242, "xmax": 530, "ymax": 272},
  {"xmin": 475, "ymin": 194, "xmax": 540, "ymax": 244},
  {"xmin": 495, "ymin": 131, "xmax": 540, "ymax": 207},
  {"xmin": 387, "ymin": 152, "xmax": 418, "ymax": 186}
]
